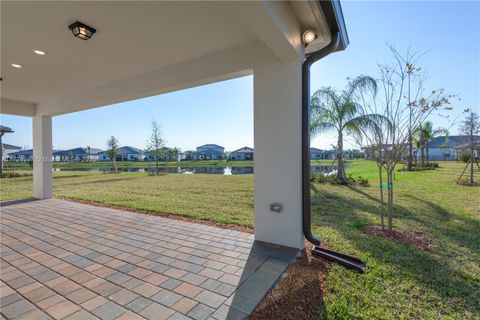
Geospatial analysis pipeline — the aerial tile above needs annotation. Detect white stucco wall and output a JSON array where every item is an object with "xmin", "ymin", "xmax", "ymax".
[
  {"xmin": 33, "ymin": 115, "xmax": 52, "ymax": 199},
  {"xmin": 253, "ymin": 57, "xmax": 304, "ymax": 249}
]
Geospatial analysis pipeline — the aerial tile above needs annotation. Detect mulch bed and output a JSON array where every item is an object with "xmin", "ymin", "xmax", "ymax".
[
  {"xmin": 55, "ymin": 197, "xmax": 253, "ymax": 234},
  {"xmin": 251, "ymin": 242, "xmax": 329, "ymax": 320},
  {"xmin": 364, "ymin": 225, "xmax": 433, "ymax": 252},
  {"xmin": 456, "ymin": 180, "xmax": 480, "ymax": 186}
]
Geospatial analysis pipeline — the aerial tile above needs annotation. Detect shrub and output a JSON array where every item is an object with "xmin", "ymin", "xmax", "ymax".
[
  {"xmin": 358, "ymin": 176, "xmax": 370, "ymax": 187},
  {"xmin": 422, "ymin": 162, "xmax": 439, "ymax": 170},
  {"xmin": 346, "ymin": 174, "xmax": 357, "ymax": 185},
  {"xmin": 311, "ymin": 172, "xmax": 369, "ymax": 187},
  {"xmin": 0, "ymin": 171, "xmax": 32, "ymax": 178},
  {"xmin": 326, "ymin": 173, "xmax": 338, "ymax": 184},
  {"xmin": 458, "ymin": 151, "xmax": 470, "ymax": 163},
  {"xmin": 400, "ymin": 162, "xmax": 438, "ymax": 171},
  {"xmin": 310, "ymin": 172, "xmax": 327, "ymax": 183}
]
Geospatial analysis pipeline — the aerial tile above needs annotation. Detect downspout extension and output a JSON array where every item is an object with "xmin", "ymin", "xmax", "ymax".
[{"xmin": 302, "ymin": 33, "xmax": 366, "ymax": 273}]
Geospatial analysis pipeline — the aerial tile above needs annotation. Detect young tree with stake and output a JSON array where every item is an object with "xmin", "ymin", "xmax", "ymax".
[
  {"xmin": 459, "ymin": 110, "xmax": 480, "ymax": 185},
  {"xmin": 374, "ymin": 48, "xmax": 452, "ymax": 231},
  {"xmin": 106, "ymin": 136, "xmax": 119, "ymax": 173},
  {"xmin": 354, "ymin": 83, "xmax": 390, "ymax": 229},
  {"xmin": 146, "ymin": 120, "xmax": 165, "ymax": 175}
]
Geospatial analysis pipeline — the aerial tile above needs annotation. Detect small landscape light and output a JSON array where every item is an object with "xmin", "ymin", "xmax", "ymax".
[
  {"xmin": 302, "ymin": 30, "xmax": 317, "ymax": 44},
  {"xmin": 69, "ymin": 21, "xmax": 96, "ymax": 40},
  {"xmin": 11, "ymin": 63, "xmax": 22, "ymax": 68},
  {"xmin": 33, "ymin": 50, "xmax": 47, "ymax": 55}
]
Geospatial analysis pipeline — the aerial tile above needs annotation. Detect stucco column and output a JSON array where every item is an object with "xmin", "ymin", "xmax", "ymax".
[
  {"xmin": 253, "ymin": 57, "xmax": 304, "ymax": 249},
  {"xmin": 33, "ymin": 115, "xmax": 53, "ymax": 199}
]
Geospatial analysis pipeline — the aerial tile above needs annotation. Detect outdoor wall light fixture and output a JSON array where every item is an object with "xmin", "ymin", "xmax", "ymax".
[
  {"xmin": 270, "ymin": 203, "xmax": 283, "ymax": 213},
  {"xmin": 302, "ymin": 30, "xmax": 318, "ymax": 45},
  {"xmin": 33, "ymin": 50, "xmax": 47, "ymax": 55},
  {"xmin": 11, "ymin": 63, "xmax": 22, "ymax": 68},
  {"xmin": 69, "ymin": 21, "xmax": 96, "ymax": 40}
]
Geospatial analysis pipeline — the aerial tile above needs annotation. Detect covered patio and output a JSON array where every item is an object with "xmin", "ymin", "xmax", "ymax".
[
  {"xmin": 1, "ymin": 199, "xmax": 297, "ymax": 319},
  {"xmin": 1, "ymin": 0, "xmax": 348, "ymax": 318}
]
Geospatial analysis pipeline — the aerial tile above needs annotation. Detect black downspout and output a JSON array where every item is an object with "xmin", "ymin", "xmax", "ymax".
[
  {"xmin": 302, "ymin": 33, "xmax": 366, "ymax": 273},
  {"xmin": 302, "ymin": 32, "xmax": 341, "ymax": 246}
]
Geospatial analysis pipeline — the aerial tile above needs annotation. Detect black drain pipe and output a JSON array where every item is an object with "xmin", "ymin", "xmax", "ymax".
[
  {"xmin": 302, "ymin": 33, "xmax": 366, "ymax": 273},
  {"xmin": 302, "ymin": 32, "xmax": 341, "ymax": 247}
]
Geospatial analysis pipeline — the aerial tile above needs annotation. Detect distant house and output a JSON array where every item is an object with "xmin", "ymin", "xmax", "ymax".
[
  {"xmin": 145, "ymin": 147, "xmax": 185, "ymax": 162},
  {"xmin": 195, "ymin": 144, "xmax": 224, "ymax": 160},
  {"xmin": 414, "ymin": 135, "xmax": 480, "ymax": 161},
  {"xmin": 344, "ymin": 149, "xmax": 364, "ymax": 159},
  {"xmin": 8, "ymin": 149, "xmax": 34, "ymax": 162},
  {"xmin": 230, "ymin": 147, "xmax": 254, "ymax": 160},
  {"xmin": 2, "ymin": 143, "xmax": 22, "ymax": 161},
  {"xmin": 177, "ymin": 153, "xmax": 188, "ymax": 161},
  {"xmin": 363, "ymin": 144, "xmax": 409, "ymax": 161},
  {"xmin": 97, "ymin": 146, "xmax": 145, "ymax": 161},
  {"xmin": 310, "ymin": 148, "xmax": 324, "ymax": 160},
  {"xmin": 53, "ymin": 147, "xmax": 103, "ymax": 162},
  {"xmin": 455, "ymin": 141, "xmax": 480, "ymax": 159},
  {"xmin": 322, "ymin": 150, "xmax": 336, "ymax": 160},
  {"xmin": 183, "ymin": 151, "xmax": 196, "ymax": 160}
]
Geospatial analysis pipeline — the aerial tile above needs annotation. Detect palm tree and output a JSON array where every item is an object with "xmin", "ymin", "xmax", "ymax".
[
  {"xmin": 86, "ymin": 146, "xmax": 91, "ymax": 162},
  {"xmin": 414, "ymin": 121, "xmax": 448, "ymax": 167},
  {"xmin": 167, "ymin": 148, "xmax": 177, "ymax": 162},
  {"xmin": 310, "ymin": 75, "xmax": 380, "ymax": 183},
  {"xmin": 172, "ymin": 147, "xmax": 180, "ymax": 162}
]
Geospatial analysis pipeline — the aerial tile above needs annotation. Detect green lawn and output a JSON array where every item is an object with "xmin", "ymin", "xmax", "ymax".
[
  {"xmin": 311, "ymin": 161, "xmax": 480, "ymax": 319},
  {"xmin": 1, "ymin": 160, "xmax": 478, "ymax": 319},
  {"xmin": 0, "ymin": 172, "xmax": 255, "ymax": 226}
]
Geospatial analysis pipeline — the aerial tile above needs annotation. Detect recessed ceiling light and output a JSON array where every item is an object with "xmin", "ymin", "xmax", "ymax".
[
  {"xmin": 11, "ymin": 63, "xmax": 22, "ymax": 68},
  {"xmin": 33, "ymin": 50, "xmax": 47, "ymax": 55}
]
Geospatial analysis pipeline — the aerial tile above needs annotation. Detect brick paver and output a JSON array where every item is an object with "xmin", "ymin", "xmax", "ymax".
[{"xmin": 1, "ymin": 199, "xmax": 298, "ymax": 319}]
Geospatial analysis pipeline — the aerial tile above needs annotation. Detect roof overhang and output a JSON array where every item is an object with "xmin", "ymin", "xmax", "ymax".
[{"xmin": 318, "ymin": 0, "xmax": 349, "ymax": 52}]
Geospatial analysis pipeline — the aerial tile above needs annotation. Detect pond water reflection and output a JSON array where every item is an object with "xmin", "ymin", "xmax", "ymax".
[{"xmin": 53, "ymin": 165, "xmax": 339, "ymax": 175}]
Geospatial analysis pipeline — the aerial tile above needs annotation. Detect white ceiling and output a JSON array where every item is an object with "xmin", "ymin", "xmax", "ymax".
[
  {"xmin": 1, "ymin": 1, "xmax": 330, "ymax": 116},
  {"xmin": 1, "ymin": 1, "xmax": 258, "ymax": 104}
]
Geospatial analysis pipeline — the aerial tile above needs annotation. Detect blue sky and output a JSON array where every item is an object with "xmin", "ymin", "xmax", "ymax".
[{"xmin": 1, "ymin": 1, "xmax": 479, "ymax": 151}]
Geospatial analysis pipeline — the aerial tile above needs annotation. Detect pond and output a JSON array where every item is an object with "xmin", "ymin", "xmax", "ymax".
[{"xmin": 52, "ymin": 165, "xmax": 340, "ymax": 175}]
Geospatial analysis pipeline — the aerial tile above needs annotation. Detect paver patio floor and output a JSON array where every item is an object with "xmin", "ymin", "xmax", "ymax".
[{"xmin": 0, "ymin": 199, "xmax": 298, "ymax": 320}]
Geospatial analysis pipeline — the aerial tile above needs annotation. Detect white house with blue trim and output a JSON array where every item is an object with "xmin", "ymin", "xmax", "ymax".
[
  {"xmin": 53, "ymin": 147, "xmax": 103, "ymax": 162},
  {"xmin": 2, "ymin": 143, "xmax": 22, "ymax": 161},
  {"xmin": 310, "ymin": 148, "xmax": 324, "ymax": 160},
  {"xmin": 8, "ymin": 149, "xmax": 33, "ymax": 162},
  {"xmin": 97, "ymin": 146, "xmax": 145, "ymax": 161},
  {"xmin": 195, "ymin": 144, "xmax": 225, "ymax": 160},
  {"xmin": 414, "ymin": 135, "xmax": 480, "ymax": 161},
  {"xmin": 145, "ymin": 147, "xmax": 186, "ymax": 162},
  {"xmin": 230, "ymin": 147, "xmax": 254, "ymax": 160}
]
